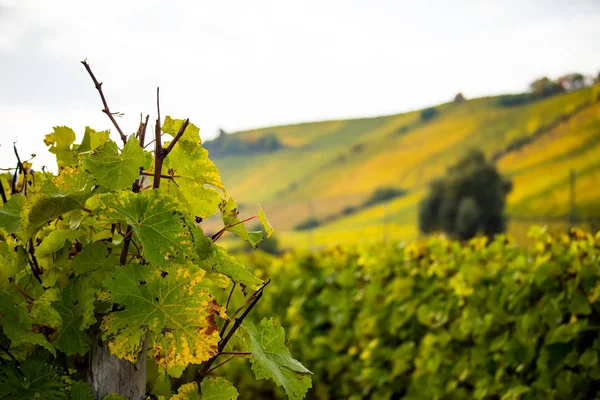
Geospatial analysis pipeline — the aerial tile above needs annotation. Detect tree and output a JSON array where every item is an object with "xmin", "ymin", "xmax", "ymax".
[
  {"xmin": 454, "ymin": 92, "xmax": 466, "ymax": 103},
  {"xmin": 418, "ymin": 149, "xmax": 512, "ymax": 240},
  {"xmin": 556, "ymin": 73, "xmax": 586, "ymax": 91},
  {"xmin": 420, "ymin": 107, "xmax": 438, "ymax": 122},
  {"xmin": 529, "ymin": 76, "xmax": 564, "ymax": 98}
]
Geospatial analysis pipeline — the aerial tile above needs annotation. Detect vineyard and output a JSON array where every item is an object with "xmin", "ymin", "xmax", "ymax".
[
  {"xmin": 207, "ymin": 84, "xmax": 600, "ymax": 248},
  {"xmin": 227, "ymin": 229, "xmax": 600, "ymax": 399}
]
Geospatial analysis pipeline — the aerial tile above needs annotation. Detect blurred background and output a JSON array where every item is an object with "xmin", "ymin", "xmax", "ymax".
[
  {"xmin": 3, "ymin": 2, "xmax": 600, "ymax": 399},
  {"xmin": 1, "ymin": 0, "xmax": 599, "ymax": 248}
]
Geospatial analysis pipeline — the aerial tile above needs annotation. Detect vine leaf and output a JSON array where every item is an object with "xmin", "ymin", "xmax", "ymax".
[
  {"xmin": 77, "ymin": 127, "xmax": 110, "ymax": 153},
  {"xmin": 171, "ymin": 382, "xmax": 201, "ymax": 400},
  {"xmin": 44, "ymin": 126, "xmax": 78, "ymax": 168},
  {"xmin": 197, "ymin": 241, "xmax": 263, "ymax": 290},
  {"xmin": 98, "ymin": 190, "xmax": 195, "ymax": 266},
  {"xmin": 102, "ymin": 395, "xmax": 127, "ymax": 400},
  {"xmin": 35, "ymin": 229, "xmax": 85, "ymax": 257},
  {"xmin": 29, "ymin": 301, "xmax": 62, "ymax": 335},
  {"xmin": 162, "ymin": 116, "xmax": 201, "ymax": 144},
  {"xmin": 162, "ymin": 140, "xmax": 224, "ymax": 218},
  {"xmin": 201, "ymin": 377, "xmax": 239, "ymax": 400},
  {"xmin": 0, "ymin": 242, "xmax": 19, "ymax": 289},
  {"xmin": 0, "ymin": 194, "xmax": 24, "ymax": 234},
  {"xmin": 71, "ymin": 242, "xmax": 117, "ymax": 282},
  {"xmin": 0, "ymin": 356, "xmax": 68, "ymax": 399},
  {"xmin": 69, "ymin": 381, "xmax": 96, "ymax": 400},
  {"xmin": 21, "ymin": 168, "xmax": 95, "ymax": 239},
  {"xmin": 220, "ymin": 198, "xmax": 262, "ymax": 248},
  {"xmin": 101, "ymin": 264, "xmax": 224, "ymax": 377},
  {"xmin": 258, "ymin": 205, "xmax": 274, "ymax": 239},
  {"xmin": 0, "ymin": 293, "xmax": 56, "ymax": 356},
  {"xmin": 245, "ymin": 318, "xmax": 312, "ymax": 400},
  {"xmin": 83, "ymin": 136, "xmax": 151, "ymax": 191},
  {"xmin": 51, "ymin": 277, "xmax": 96, "ymax": 355}
]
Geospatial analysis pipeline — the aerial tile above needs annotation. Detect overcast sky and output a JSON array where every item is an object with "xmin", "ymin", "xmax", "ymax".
[{"xmin": 1, "ymin": 0, "xmax": 599, "ymax": 170}]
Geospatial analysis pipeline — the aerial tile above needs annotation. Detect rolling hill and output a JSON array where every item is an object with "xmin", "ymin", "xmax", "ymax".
[{"xmin": 205, "ymin": 84, "xmax": 600, "ymax": 248}]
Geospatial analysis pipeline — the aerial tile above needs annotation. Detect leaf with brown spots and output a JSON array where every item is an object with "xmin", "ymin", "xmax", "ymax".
[{"xmin": 101, "ymin": 263, "xmax": 225, "ymax": 377}]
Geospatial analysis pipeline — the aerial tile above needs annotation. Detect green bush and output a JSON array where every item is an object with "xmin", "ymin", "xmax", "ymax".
[
  {"xmin": 364, "ymin": 187, "xmax": 407, "ymax": 207},
  {"xmin": 230, "ymin": 229, "xmax": 600, "ymax": 399},
  {"xmin": 420, "ymin": 107, "xmax": 438, "ymax": 121},
  {"xmin": 419, "ymin": 149, "xmax": 512, "ymax": 240},
  {"xmin": 294, "ymin": 217, "xmax": 321, "ymax": 231}
]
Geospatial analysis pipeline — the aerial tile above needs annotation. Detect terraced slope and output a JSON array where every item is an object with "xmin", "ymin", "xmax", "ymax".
[{"xmin": 207, "ymin": 84, "xmax": 600, "ymax": 248}]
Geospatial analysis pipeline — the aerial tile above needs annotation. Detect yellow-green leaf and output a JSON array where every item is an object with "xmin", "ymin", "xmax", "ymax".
[
  {"xmin": 201, "ymin": 377, "xmax": 239, "ymax": 400},
  {"xmin": 98, "ymin": 190, "xmax": 196, "ymax": 266},
  {"xmin": 245, "ymin": 318, "xmax": 312, "ymax": 400},
  {"xmin": 162, "ymin": 116, "xmax": 201, "ymax": 143},
  {"xmin": 101, "ymin": 264, "xmax": 224, "ymax": 376},
  {"xmin": 83, "ymin": 136, "xmax": 151, "ymax": 190},
  {"xmin": 258, "ymin": 205, "xmax": 274, "ymax": 239}
]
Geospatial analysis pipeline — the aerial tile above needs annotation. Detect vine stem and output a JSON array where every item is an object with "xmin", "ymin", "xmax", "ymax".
[
  {"xmin": 0, "ymin": 179, "xmax": 7, "ymax": 203},
  {"xmin": 81, "ymin": 60, "xmax": 127, "ymax": 146},
  {"xmin": 225, "ymin": 283, "xmax": 236, "ymax": 310},
  {"xmin": 212, "ymin": 215, "xmax": 258, "ymax": 243},
  {"xmin": 13, "ymin": 283, "xmax": 35, "ymax": 302},
  {"xmin": 13, "ymin": 145, "xmax": 28, "ymax": 196},
  {"xmin": 27, "ymin": 239, "xmax": 43, "ymax": 285},
  {"xmin": 197, "ymin": 279, "xmax": 270, "ymax": 380},
  {"xmin": 204, "ymin": 355, "xmax": 235, "ymax": 375}
]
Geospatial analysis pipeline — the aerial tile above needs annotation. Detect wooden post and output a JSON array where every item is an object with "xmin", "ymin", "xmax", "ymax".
[{"xmin": 88, "ymin": 333, "xmax": 147, "ymax": 399}]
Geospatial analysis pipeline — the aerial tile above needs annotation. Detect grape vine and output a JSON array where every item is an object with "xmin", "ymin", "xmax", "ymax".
[{"xmin": 0, "ymin": 61, "xmax": 312, "ymax": 400}]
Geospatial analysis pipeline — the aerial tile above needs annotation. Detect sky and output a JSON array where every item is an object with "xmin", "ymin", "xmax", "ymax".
[{"xmin": 1, "ymin": 0, "xmax": 599, "ymax": 170}]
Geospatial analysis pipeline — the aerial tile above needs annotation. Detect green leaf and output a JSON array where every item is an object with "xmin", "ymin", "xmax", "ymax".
[
  {"xmin": 29, "ymin": 301, "xmax": 62, "ymax": 333},
  {"xmin": 500, "ymin": 385, "xmax": 530, "ymax": 400},
  {"xmin": 44, "ymin": 126, "xmax": 76, "ymax": 149},
  {"xmin": 98, "ymin": 190, "xmax": 195, "ymax": 266},
  {"xmin": 0, "ymin": 242, "xmax": 18, "ymax": 290},
  {"xmin": 0, "ymin": 194, "xmax": 24, "ymax": 234},
  {"xmin": 162, "ymin": 116, "xmax": 201, "ymax": 143},
  {"xmin": 52, "ymin": 277, "xmax": 96, "ymax": 355},
  {"xmin": 71, "ymin": 242, "xmax": 116, "ymax": 280},
  {"xmin": 545, "ymin": 322, "xmax": 586, "ymax": 344},
  {"xmin": 198, "ymin": 243, "xmax": 263, "ymax": 290},
  {"xmin": 44, "ymin": 126, "xmax": 78, "ymax": 168},
  {"xmin": 78, "ymin": 127, "xmax": 110, "ymax": 153},
  {"xmin": 83, "ymin": 136, "xmax": 151, "ymax": 191},
  {"xmin": 103, "ymin": 395, "xmax": 128, "ymax": 400},
  {"xmin": 579, "ymin": 349, "xmax": 598, "ymax": 367},
  {"xmin": 219, "ymin": 198, "xmax": 263, "ymax": 248},
  {"xmin": 101, "ymin": 264, "xmax": 224, "ymax": 376},
  {"xmin": 70, "ymin": 381, "xmax": 95, "ymax": 400},
  {"xmin": 201, "ymin": 377, "xmax": 239, "ymax": 400},
  {"xmin": 35, "ymin": 229, "xmax": 85, "ymax": 257},
  {"xmin": 162, "ymin": 140, "xmax": 224, "ymax": 218},
  {"xmin": 0, "ymin": 356, "xmax": 68, "ymax": 399},
  {"xmin": 0, "ymin": 293, "xmax": 55, "ymax": 356},
  {"xmin": 258, "ymin": 205, "xmax": 274, "ymax": 239},
  {"xmin": 21, "ymin": 168, "xmax": 95, "ymax": 239},
  {"xmin": 245, "ymin": 318, "xmax": 312, "ymax": 400},
  {"xmin": 569, "ymin": 293, "xmax": 592, "ymax": 316},
  {"xmin": 147, "ymin": 367, "xmax": 172, "ymax": 397},
  {"xmin": 171, "ymin": 382, "xmax": 201, "ymax": 400}
]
